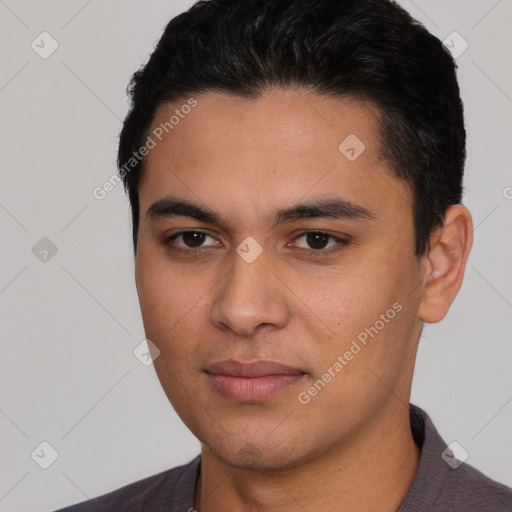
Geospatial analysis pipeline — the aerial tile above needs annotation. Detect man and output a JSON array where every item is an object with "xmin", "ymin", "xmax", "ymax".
[{"xmin": 57, "ymin": 0, "xmax": 512, "ymax": 510}]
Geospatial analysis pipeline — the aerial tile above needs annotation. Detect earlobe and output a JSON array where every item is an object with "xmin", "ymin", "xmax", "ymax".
[{"xmin": 418, "ymin": 205, "xmax": 473, "ymax": 324}]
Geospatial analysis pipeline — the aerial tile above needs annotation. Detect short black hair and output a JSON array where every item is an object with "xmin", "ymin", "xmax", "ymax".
[{"xmin": 118, "ymin": 0, "xmax": 465, "ymax": 256}]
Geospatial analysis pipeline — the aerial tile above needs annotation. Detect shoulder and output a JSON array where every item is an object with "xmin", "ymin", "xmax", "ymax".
[
  {"xmin": 54, "ymin": 456, "xmax": 200, "ymax": 512},
  {"xmin": 442, "ymin": 461, "xmax": 512, "ymax": 511},
  {"xmin": 404, "ymin": 405, "xmax": 512, "ymax": 512}
]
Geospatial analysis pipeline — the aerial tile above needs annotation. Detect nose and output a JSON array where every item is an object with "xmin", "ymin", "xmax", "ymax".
[{"xmin": 209, "ymin": 250, "xmax": 291, "ymax": 337}]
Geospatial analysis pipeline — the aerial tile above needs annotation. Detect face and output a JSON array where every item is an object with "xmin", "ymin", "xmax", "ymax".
[{"xmin": 135, "ymin": 90, "xmax": 426, "ymax": 470}]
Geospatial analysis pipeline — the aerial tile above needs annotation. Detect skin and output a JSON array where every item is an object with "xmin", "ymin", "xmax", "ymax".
[{"xmin": 134, "ymin": 89, "xmax": 473, "ymax": 512}]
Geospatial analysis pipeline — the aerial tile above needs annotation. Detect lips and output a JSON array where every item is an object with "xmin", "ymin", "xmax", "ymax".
[{"xmin": 205, "ymin": 359, "xmax": 306, "ymax": 402}]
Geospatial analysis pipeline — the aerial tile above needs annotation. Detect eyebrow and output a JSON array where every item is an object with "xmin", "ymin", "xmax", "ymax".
[{"xmin": 146, "ymin": 196, "xmax": 375, "ymax": 226}]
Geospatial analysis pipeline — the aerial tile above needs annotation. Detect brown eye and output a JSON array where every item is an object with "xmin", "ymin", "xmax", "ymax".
[
  {"xmin": 165, "ymin": 230, "xmax": 220, "ymax": 250},
  {"xmin": 295, "ymin": 231, "xmax": 338, "ymax": 250},
  {"xmin": 291, "ymin": 231, "xmax": 349, "ymax": 256},
  {"xmin": 181, "ymin": 231, "xmax": 207, "ymax": 247},
  {"xmin": 305, "ymin": 232, "xmax": 330, "ymax": 249}
]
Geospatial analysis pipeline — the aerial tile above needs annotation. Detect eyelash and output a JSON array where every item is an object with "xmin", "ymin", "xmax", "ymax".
[{"xmin": 162, "ymin": 230, "xmax": 349, "ymax": 257}]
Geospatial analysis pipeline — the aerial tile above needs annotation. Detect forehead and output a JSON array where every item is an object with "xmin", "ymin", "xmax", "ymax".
[
  {"xmin": 146, "ymin": 89, "xmax": 381, "ymax": 166},
  {"xmin": 139, "ymin": 89, "xmax": 412, "ymax": 224}
]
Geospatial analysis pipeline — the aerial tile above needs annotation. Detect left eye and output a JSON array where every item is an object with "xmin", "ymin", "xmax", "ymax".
[{"xmin": 292, "ymin": 232, "xmax": 346, "ymax": 251}]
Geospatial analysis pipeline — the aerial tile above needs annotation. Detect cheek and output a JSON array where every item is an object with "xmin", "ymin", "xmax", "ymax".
[
  {"xmin": 135, "ymin": 252, "xmax": 196, "ymax": 353},
  {"xmin": 136, "ymin": 258, "xmax": 208, "ymax": 413},
  {"xmin": 136, "ymin": 248, "xmax": 199, "ymax": 322},
  {"xmin": 298, "ymin": 262, "xmax": 392, "ymax": 332},
  {"xmin": 296, "ymin": 257, "xmax": 412, "ymax": 376},
  {"xmin": 135, "ymin": 251, "xmax": 221, "ymax": 372}
]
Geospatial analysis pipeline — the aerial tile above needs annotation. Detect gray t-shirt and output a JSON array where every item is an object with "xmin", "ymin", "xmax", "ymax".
[{"xmin": 56, "ymin": 404, "xmax": 512, "ymax": 511}]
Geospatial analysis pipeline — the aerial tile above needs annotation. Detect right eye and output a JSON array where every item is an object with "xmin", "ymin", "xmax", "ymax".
[{"xmin": 163, "ymin": 230, "xmax": 222, "ymax": 251}]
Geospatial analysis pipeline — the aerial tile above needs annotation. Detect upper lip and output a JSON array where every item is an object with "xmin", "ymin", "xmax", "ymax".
[{"xmin": 205, "ymin": 359, "xmax": 305, "ymax": 377}]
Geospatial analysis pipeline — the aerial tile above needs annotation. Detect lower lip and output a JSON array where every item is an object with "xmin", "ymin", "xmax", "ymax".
[{"xmin": 207, "ymin": 373, "xmax": 305, "ymax": 402}]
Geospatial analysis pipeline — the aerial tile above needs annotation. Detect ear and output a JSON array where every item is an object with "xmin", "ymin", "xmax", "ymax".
[{"xmin": 418, "ymin": 204, "xmax": 473, "ymax": 323}]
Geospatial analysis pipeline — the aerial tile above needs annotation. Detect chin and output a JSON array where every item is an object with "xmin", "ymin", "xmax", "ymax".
[{"xmin": 202, "ymin": 432, "xmax": 313, "ymax": 472}]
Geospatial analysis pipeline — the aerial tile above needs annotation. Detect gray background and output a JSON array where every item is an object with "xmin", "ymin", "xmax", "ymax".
[{"xmin": 0, "ymin": 1, "xmax": 511, "ymax": 510}]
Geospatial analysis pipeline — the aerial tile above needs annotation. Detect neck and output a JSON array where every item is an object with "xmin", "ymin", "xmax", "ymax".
[{"xmin": 195, "ymin": 402, "xmax": 421, "ymax": 512}]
